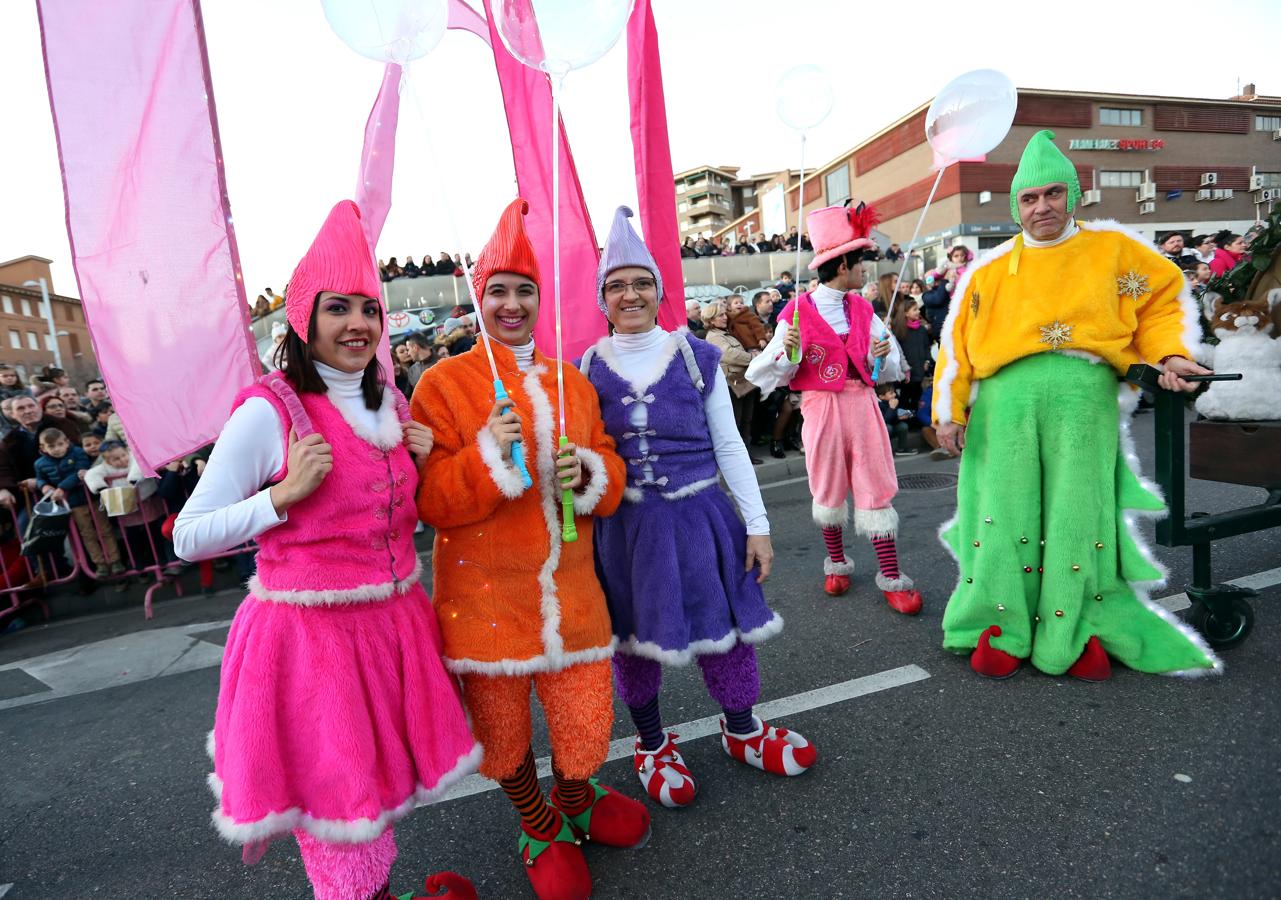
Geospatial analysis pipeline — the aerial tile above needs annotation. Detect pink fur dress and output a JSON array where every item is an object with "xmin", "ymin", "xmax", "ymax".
[{"xmin": 207, "ymin": 374, "xmax": 480, "ymax": 845}]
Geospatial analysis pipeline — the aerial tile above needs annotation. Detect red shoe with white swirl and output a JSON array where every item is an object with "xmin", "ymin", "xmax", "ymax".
[
  {"xmin": 633, "ymin": 732, "xmax": 697, "ymax": 808},
  {"xmin": 720, "ymin": 716, "xmax": 817, "ymax": 776}
]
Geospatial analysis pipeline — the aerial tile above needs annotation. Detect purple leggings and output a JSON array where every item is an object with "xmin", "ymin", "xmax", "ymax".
[{"xmin": 613, "ymin": 641, "xmax": 761, "ymax": 712}]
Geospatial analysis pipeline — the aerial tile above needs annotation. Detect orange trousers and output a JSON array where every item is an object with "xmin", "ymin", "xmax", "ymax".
[{"xmin": 460, "ymin": 659, "xmax": 613, "ymax": 781}]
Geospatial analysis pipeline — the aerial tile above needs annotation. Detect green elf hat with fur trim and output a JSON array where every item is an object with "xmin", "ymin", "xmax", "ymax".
[{"xmin": 1009, "ymin": 129, "xmax": 1081, "ymax": 223}]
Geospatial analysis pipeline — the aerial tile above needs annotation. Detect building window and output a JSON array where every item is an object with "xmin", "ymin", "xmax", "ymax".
[
  {"xmin": 44, "ymin": 334, "xmax": 55, "ymax": 352},
  {"xmin": 825, "ymin": 167, "xmax": 851, "ymax": 205},
  {"xmin": 20, "ymin": 299, "xmax": 31, "ymax": 317},
  {"xmin": 1256, "ymin": 172, "xmax": 1281, "ymax": 188},
  {"xmin": 1, "ymin": 296, "xmax": 11, "ymax": 315},
  {"xmin": 26, "ymin": 331, "xmax": 39, "ymax": 350},
  {"xmin": 8, "ymin": 330, "xmax": 19, "ymax": 350},
  {"xmin": 1256, "ymin": 115, "xmax": 1281, "ymax": 131},
  {"xmin": 1100, "ymin": 170, "xmax": 1143, "ymax": 188},
  {"xmin": 1100, "ymin": 107, "xmax": 1142, "ymax": 126}
]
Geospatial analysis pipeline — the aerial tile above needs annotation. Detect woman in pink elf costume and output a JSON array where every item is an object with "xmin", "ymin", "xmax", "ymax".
[{"xmin": 174, "ymin": 201, "xmax": 480, "ymax": 900}]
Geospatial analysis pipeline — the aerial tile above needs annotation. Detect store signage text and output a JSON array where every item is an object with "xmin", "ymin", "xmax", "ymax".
[{"xmin": 1068, "ymin": 138, "xmax": 1165, "ymax": 151}]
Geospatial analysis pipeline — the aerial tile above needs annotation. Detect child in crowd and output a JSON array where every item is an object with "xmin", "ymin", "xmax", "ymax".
[
  {"xmin": 84, "ymin": 441, "xmax": 174, "ymax": 572},
  {"xmin": 91, "ymin": 404, "xmax": 113, "ymax": 439},
  {"xmin": 34, "ymin": 427, "xmax": 125, "ymax": 581},
  {"xmin": 915, "ymin": 376, "xmax": 953, "ymax": 461},
  {"xmin": 889, "ymin": 297, "xmax": 934, "ymax": 411},
  {"xmin": 877, "ymin": 385, "xmax": 916, "ymax": 457},
  {"xmin": 80, "ymin": 433, "xmax": 101, "ymax": 463}
]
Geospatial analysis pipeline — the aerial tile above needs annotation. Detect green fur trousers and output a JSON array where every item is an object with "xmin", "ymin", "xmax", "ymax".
[{"xmin": 940, "ymin": 353, "xmax": 1218, "ymax": 675}]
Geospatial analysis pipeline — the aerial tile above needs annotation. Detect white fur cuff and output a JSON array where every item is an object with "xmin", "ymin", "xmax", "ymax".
[
  {"xmin": 875, "ymin": 571, "xmax": 914, "ymax": 592},
  {"xmin": 571, "ymin": 446, "xmax": 609, "ymax": 515},
  {"xmin": 854, "ymin": 505, "xmax": 899, "ymax": 539},
  {"xmin": 824, "ymin": 556, "xmax": 855, "ymax": 576},
  {"xmin": 812, "ymin": 500, "xmax": 850, "ymax": 528},
  {"xmin": 476, "ymin": 426, "xmax": 528, "ymax": 499}
]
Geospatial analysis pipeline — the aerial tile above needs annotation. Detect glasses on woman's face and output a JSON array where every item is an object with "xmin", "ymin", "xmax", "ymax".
[
  {"xmin": 46, "ymin": 404, "xmax": 63, "ymax": 414},
  {"xmin": 603, "ymin": 277, "xmax": 657, "ymax": 299}
]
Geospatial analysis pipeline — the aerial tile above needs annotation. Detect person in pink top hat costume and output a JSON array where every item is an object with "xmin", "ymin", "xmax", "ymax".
[
  {"xmin": 748, "ymin": 202, "xmax": 923, "ymax": 615},
  {"xmin": 173, "ymin": 200, "xmax": 481, "ymax": 900}
]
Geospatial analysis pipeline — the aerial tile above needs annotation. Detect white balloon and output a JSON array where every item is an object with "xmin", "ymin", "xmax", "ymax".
[
  {"xmin": 321, "ymin": 0, "xmax": 449, "ymax": 65},
  {"xmin": 925, "ymin": 69, "xmax": 1018, "ymax": 164},
  {"xmin": 775, "ymin": 65, "xmax": 833, "ymax": 132},
  {"xmin": 495, "ymin": 0, "xmax": 635, "ymax": 77}
]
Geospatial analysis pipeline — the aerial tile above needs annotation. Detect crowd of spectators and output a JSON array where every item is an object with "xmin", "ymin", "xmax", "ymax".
[
  {"xmin": 681, "ymin": 227, "xmax": 814, "ymax": 259},
  {"xmin": 378, "ymin": 253, "xmax": 474, "ymax": 282}
]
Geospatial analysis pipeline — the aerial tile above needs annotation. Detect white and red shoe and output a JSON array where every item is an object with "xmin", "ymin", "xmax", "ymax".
[
  {"xmin": 633, "ymin": 732, "xmax": 697, "ymax": 809},
  {"xmin": 720, "ymin": 716, "xmax": 817, "ymax": 776},
  {"xmin": 824, "ymin": 557, "xmax": 854, "ymax": 597},
  {"xmin": 876, "ymin": 572, "xmax": 922, "ymax": 616}
]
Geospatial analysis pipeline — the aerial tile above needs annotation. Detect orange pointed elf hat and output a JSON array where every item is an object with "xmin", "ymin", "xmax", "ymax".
[{"xmin": 472, "ymin": 198, "xmax": 541, "ymax": 300}]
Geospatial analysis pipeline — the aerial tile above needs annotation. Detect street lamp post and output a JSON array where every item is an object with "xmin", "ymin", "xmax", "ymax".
[{"xmin": 21, "ymin": 278, "xmax": 63, "ymax": 370}]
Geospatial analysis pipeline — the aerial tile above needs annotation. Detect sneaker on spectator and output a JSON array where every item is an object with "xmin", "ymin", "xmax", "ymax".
[
  {"xmin": 107, "ymin": 561, "xmax": 125, "ymax": 576},
  {"xmin": 163, "ymin": 561, "xmax": 183, "ymax": 577},
  {"xmin": 894, "ymin": 448, "xmax": 919, "ymax": 457},
  {"xmin": 929, "ymin": 448, "xmax": 953, "ymax": 461}
]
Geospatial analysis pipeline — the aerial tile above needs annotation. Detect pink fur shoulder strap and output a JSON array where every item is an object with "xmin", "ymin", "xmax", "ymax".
[
  {"xmin": 259, "ymin": 371, "xmax": 316, "ymax": 439},
  {"xmin": 391, "ymin": 386, "xmax": 411, "ymax": 424}
]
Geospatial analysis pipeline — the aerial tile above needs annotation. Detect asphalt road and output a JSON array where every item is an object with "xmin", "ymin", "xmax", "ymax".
[{"xmin": 1, "ymin": 415, "xmax": 1278, "ymax": 900}]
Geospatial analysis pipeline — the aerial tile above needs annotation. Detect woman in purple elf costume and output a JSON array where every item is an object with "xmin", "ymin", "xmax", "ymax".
[{"xmin": 579, "ymin": 207, "xmax": 817, "ymax": 809}]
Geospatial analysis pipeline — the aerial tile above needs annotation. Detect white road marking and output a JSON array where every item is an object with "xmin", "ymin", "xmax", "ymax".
[
  {"xmin": 0, "ymin": 883, "xmax": 12, "ymax": 897},
  {"xmin": 759, "ymin": 475, "xmax": 810, "ymax": 491},
  {"xmin": 1154, "ymin": 566, "xmax": 1281, "ymax": 612},
  {"xmin": 430, "ymin": 664, "xmax": 931, "ymax": 804}
]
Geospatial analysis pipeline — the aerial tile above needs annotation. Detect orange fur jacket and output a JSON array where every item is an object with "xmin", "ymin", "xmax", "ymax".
[{"xmin": 412, "ymin": 340, "xmax": 625, "ymax": 676}]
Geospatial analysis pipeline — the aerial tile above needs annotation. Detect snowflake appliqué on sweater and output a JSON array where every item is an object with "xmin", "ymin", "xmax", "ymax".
[
  {"xmin": 1116, "ymin": 270, "xmax": 1150, "ymax": 300},
  {"xmin": 1038, "ymin": 320, "xmax": 1073, "ymax": 350},
  {"xmin": 970, "ymin": 290, "xmax": 980, "ymax": 316}
]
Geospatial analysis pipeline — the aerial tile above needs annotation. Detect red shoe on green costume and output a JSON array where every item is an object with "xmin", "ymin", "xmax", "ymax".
[
  {"xmin": 394, "ymin": 871, "xmax": 479, "ymax": 899},
  {"xmin": 517, "ymin": 814, "xmax": 591, "ymax": 900},
  {"xmin": 551, "ymin": 779, "xmax": 651, "ymax": 848},
  {"xmin": 1067, "ymin": 636, "xmax": 1112, "ymax": 682},
  {"xmin": 970, "ymin": 625, "xmax": 1023, "ymax": 679}
]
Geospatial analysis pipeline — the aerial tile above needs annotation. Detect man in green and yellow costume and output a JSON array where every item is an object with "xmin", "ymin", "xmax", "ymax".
[{"xmin": 933, "ymin": 130, "xmax": 1220, "ymax": 680}]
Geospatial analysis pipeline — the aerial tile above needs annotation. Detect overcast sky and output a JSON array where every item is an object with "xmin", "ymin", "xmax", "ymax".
[{"xmin": 2, "ymin": 0, "xmax": 1278, "ymax": 299}]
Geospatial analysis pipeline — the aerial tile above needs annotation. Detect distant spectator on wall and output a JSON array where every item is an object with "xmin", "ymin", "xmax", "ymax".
[
  {"xmin": 402, "ymin": 256, "xmax": 422, "ymax": 278},
  {"xmin": 264, "ymin": 287, "xmax": 283, "ymax": 309},
  {"xmin": 755, "ymin": 233, "xmax": 772, "ymax": 253},
  {"xmin": 252, "ymin": 294, "xmax": 271, "ymax": 319},
  {"xmin": 884, "ymin": 242, "xmax": 904, "ymax": 262}
]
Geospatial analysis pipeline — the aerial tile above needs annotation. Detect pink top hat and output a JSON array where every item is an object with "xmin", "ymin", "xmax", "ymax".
[{"xmin": 807, "ymin": 202, "xmax": 881, "ymax": 271}]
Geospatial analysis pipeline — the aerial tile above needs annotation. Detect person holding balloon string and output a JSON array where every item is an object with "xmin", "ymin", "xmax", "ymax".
[
  {"xmin": 412, "ymin": 199, "xmax": 650, "ymax": 900},
  {"xmin": 173, "ymin": 200, "xmax": 480, "ymax": 900},
  {"xmin": 578, "ymin": 206, "xmax": 817, "ymax": 810},
  {"xmin": 747, "ymin": 202, "xmax": 924, "ymax": 615}
]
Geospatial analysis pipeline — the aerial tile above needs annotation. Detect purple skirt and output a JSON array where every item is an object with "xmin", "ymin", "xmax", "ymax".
[{"xmin": 593, "ymin": 487, "xmax": 781, "ymax": 665}]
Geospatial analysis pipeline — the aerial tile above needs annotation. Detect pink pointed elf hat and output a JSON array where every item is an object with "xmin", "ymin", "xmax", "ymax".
[
  {"xmin": 284, "ymin": 200, "xmax": 382, "ymax": 342},
  {"xmin": 807, "ymin": 201, "xmax": 881, "ymax": 271}
]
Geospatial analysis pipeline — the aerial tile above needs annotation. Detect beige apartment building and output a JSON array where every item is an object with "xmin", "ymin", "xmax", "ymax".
[
  {"xmin": 674, "ymin": 165, "xmax": 807, "ymax": 241},
  {"xmin": 713, "ymin": 84, "xmax": 1281, "ymax": 272},
  {"xmin": 0, "ymin": 256, "xmax": 99, "ymax": 385}
]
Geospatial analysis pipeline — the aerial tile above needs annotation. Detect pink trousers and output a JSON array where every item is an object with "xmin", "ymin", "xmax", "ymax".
[
  {"xmin": 296, "ymin": 829, "xmax": 396, "ymax": 900},
  {"xmin": 800, "ymin": 380, "xmax": 900, "ymax": 537}
]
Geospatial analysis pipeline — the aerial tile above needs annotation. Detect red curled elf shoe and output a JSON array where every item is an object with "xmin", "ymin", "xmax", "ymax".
[
  {"xmin": 824, "ymin": 557, "xmax": 854, "ymax": 597},
  {"xmin": 970, "ymin": 625, "xmax": 1023, "ymax": 679},
  {"xmin": 392, "ymin": 872, "xmax": 479, "ymax": 900},
  {"xmin": 551, "ymin": 779, "xmax": 652, "ymax": 849},
  {"xmin": 634, "ymin": 733, "xmax": 697, "ymax": 808},
  {"xmin": 517, "ymin": 814, "xmax": 591, "ymax": 900},
  {"xmin": 720, "ymin": 716, "xmax": 817, "ymax": 776},
  {"xmin": 876, "ymin": 572, "xmax": 922, "ymax": 615},
  {"xmin": 1067, "ymin": 635, "xmax": 1112, "ymax": 682}
]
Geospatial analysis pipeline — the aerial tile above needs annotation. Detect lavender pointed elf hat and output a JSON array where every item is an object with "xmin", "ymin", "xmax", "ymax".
[{"xmin": 595, "ymin": 206, "xmax": 662, "ymax": 313}]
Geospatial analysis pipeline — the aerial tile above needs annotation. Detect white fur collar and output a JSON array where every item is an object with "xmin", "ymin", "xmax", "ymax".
[
  {"xmin": 330, "ymin": 385, "xmax": 403, "ymax": 451},
  {"xmin": 592, "ymin": 331, "xmax": 681, "ymax": 395}
]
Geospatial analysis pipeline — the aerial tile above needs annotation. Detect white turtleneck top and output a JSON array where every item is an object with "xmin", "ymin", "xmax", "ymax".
[
  {"xmin": 172, "ymin": 361, "xmax": 396, "ymax": 561},
  {"xmin": 603, "ymin": 327, "xmax": 768, "ymax": 535},
  {"xmin": 1021, "ymin": 218, "xmax": 1079, "ymax": 248}
]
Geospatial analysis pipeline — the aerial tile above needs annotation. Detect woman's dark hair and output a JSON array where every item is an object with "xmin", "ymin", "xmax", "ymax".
[
  {"xmin": 276, "ymin": 295, "xmax": 386, "ymax": 410},
  {"xmin": 42, "ymin": 366, "xmax": 66, "ymax": 381},
  {"xmin": 815, "ymin": 250, "xmax": 860, "ymax": 285},
  {"xmin": 40, "ymin": 394, "xmax": 66, "ymax": 414},
  {"xmin": 1214, "ymin": 230, "xmax": 1241, "ymax": 248}
]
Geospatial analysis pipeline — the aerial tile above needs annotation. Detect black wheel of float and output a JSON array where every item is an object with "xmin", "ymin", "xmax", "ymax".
[{"xmin": 1186, "ymin": 597, "xmax": 1254, "ymax": 649}]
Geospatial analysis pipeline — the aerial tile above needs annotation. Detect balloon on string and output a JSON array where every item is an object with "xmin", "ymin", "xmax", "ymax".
[
  {"xmin": 775, "ymin": 65, "xmax": 834, "ymax": 132},
  {"xmin": 494, "ymin": 0, "xmax": 636, "ymax": 76},
  {"xmin": 925, "ymin": 69, "xmax": 1017, "ymax": 166},
  {"xmin": 320, "ymin": 0, "xmax": 449, "ymax": 64}
]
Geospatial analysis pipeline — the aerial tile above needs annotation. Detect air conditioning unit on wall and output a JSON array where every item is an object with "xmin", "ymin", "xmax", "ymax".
[
  {"xmin": 1196, "ymin": 189, "xmax": 1214, "ymax": 201},
  {"xmin": 1212, "ymin": 189, "xmax": 1234, "ymax": 200},
  {"xmin": 1136, "ymin": 183, "xmax": 1157, "ymax": 201},
  {"xmin": 1080, "ymin": 189, "xmax": 1102, "ymax": 206},
  {"xmin": 1259, "ymin": 188, "xmax": 1281, "ymax": 203},
  {"xmin": 1250, "ymin": 174, "xmax": 1268, "ymax": 191},
  {"xmin": 1201, "ymin": 172, "xmax": 1218, "ymax": 186},
  {"xmin": 1139, "ymin": 201, "xmax": 1156, "ymax": 215},
  {"xmin": 1273, "ymin": 128, "xmax": 1281, "ymax": 141}
]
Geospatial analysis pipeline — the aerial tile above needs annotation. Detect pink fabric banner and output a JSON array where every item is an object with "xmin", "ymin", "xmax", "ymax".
[
  {"xmin": 626, "ymin": 0, "xmax": 685, "ymax": 330},
  {"xmin": 37, "ymin": 0, "xmax": 258, "ymax": 475},
  {"xmin": 355, "ymin": 63, "xmax": 403, "ymax": 375},
  {"xmin": 479, "ymin": 0, "xmax": 604, "ymax": 361}
]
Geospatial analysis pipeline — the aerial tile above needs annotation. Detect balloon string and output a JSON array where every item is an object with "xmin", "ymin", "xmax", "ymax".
[
  {"xmin": 551, "ymin": 72, "xmax": 567, "ymax": 438},
  {"xmin": 401, "ymin": 71, "xmax": 500, "ymax": 383},
  {"xmin": 882, "ymin": 165, "xmax": 947, "ymax": 325},
  {"xmin": 794, "ymin": 132, "xmax": 806, "ymax": 281}
]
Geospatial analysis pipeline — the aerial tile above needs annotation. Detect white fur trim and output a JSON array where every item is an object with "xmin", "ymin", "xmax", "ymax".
[
  {"xmin": 823, "ymin": 556, "xmax": 855, "ymax": 576},
  {"xmin": 1079, "ymin": 219, "xmax": 1205, "ymax": 360},
  {"xmin": 591, "ymin": 333, "xmax": 681, "ymax": 394},
  {"xmin": 935, "ymin": 238, "xmax": 1018, "ymax": 425},
  {"xmin": 616, "ymin": 613, "xmax": 784, "ymax": 666},
  {"xmin": 331, "ymin": 383, "xmax": 404, "ymax": 451},
  {"xmin": 207, "ymin": 742, "xmax": 482, "ymax": 845},
  {"xmin": 205, "ymin": 729, "xmax": 215, "ymax": 761},
  {"xmin": 812, "ymin": 500, "xmax": 849, "ymax": 527},
  {"xmin": 1058, "ymin": 349, "xmax": 1105, "ymax": 365},
  {"xmin": 663, "ymin": 476, "xmax": 720, "ymax": 501},
  {"xmin": 443, "ymin": 640, "xmax": 617, "ymax": 676},
  {"xmin": 853, "ymin": 505, "xmax": 899, "ymax": 539},
  {"xmin": 247, "ymin": 556, "xmax": 423, "ymax": 607},
  {"xmin": 1113, "ymin": 384, "xmax": 1223, "ymax": 676},
  {"xmin": 476, "ymin": 426, "xmax": 527, "ymax": 500},
  {"xmin": 623, "ymin": 486, "xmax": 643, "ymax": 503},
  {"xmin": 875, "ymin": 571, "xmax": 915, "ymax": 591},
  {"xmin": 571, "ymin": 446, "xmax": 610, "ymax": 515},
  {"xmin": 522, "ymin": 365, "xmax": 568, "ymax": 662}
]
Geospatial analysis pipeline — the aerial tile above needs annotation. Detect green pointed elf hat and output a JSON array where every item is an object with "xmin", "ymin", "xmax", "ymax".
[{"xmin": 1009, "ymin": 129, "xmax": 1081, "ymax": 223}]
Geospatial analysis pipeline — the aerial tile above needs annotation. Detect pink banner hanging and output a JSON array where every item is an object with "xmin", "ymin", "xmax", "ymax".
[
  {"xmin": 37, "ymin": 0, "xmax": 258, "ymax": 475},
  {"xmin": 626, "ymin": 0, "xmax": 685, "ymax": 330},
  {"xmin": 479, "ymin": 0, "xmax": 603, "ymax": 361}
]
